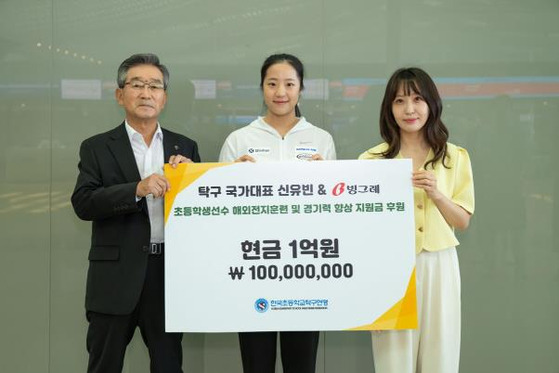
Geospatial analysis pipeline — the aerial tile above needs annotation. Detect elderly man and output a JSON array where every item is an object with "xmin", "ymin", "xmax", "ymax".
[{"xmin": 72, "ymin": 53, "xmax": 200, "ymax": 373}]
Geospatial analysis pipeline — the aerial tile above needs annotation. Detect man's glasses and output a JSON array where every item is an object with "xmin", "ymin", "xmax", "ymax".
[{"xmin": 124, "ymin": 80, "xmax": 165, "ymax": 92}]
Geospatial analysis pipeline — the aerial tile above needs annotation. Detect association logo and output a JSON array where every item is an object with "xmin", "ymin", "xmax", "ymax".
[{"xmin": 254, "ymin": 298, "xmax": 269, "ymax": 313}]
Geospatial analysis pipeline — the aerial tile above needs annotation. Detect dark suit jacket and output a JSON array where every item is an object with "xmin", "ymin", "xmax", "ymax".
[{"xmin": 71, "ymin": 123, "xmax": 200, "ymax": 315}]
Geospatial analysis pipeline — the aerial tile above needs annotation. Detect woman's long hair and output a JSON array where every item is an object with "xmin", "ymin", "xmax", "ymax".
[{"xmin": 378, "ymin": 67, "xmax": 450, "ymax": 169}]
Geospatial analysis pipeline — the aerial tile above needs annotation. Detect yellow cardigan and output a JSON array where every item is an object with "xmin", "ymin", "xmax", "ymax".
[{"xmin": 359, "ymin": 142, "xmax": 475, "ymax": 253}]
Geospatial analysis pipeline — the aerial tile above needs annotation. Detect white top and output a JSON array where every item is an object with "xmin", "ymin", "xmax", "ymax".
[
  {"xmin": 125, "ymin": 121, "xmax": 164, "ymax": 243},
  {"xmin": 219, "ymin": 116, "xmax": 336, "ymax": 162}
]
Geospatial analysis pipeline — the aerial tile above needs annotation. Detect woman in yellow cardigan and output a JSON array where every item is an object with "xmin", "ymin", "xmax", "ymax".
[{"xmin": 359, "ymin": 67, "xmax": 474, "ymax": 373}]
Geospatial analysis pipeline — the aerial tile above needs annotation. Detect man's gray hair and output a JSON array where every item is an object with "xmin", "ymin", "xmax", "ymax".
[{"xmin": 117, "ymin": 53, "xmax": 169, "ymax": 90}]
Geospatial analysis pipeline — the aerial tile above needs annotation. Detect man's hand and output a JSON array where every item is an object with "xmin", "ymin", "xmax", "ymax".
[
  {"xmin": 136, "ymin": 154, "xmax": 193, "ymax": 198},
  {"xmin": 136, "ymin": 174, "xmax": 170, "ymax": 198},
  {"xmin": 168, "ymin": 154, "xmax": 193, "ymax": 168}
]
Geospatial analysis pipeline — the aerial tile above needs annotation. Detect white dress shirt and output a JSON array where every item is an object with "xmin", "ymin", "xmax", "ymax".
[{"xmin": 125, "ymin": 121, "xmax": 165, "ymax": 243}]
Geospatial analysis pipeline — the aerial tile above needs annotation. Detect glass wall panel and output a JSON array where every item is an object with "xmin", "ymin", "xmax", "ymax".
[{"xmin": 0, "ymin": 1, "xmax": 53, "ymax": 372}]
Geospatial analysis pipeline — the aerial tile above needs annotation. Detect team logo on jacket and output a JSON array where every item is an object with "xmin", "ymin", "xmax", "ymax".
[
  {"xmin": 247, "ymin": 147, "xmax": 270, "ymax": 154},
  {"xmin": 295, "ymin": 146, "xmax": 318, "ymax": 160}
]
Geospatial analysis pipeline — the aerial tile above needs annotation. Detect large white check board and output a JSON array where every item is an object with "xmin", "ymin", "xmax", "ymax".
[{"xmin": 164, "ymin": 160, "xmax": 417, "ymax": 332}]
